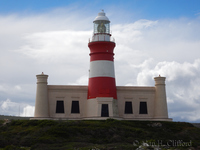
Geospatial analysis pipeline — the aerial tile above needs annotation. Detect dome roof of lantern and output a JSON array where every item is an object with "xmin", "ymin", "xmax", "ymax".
[{"xmin": 93, "ymin": 10, "xmax": 110, "ymax": 22}]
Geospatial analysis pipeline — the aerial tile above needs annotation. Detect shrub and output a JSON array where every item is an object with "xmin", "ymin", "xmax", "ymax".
[{"xmin": 4, "ymin": 145, "xmax": 26, "ymax": 150}]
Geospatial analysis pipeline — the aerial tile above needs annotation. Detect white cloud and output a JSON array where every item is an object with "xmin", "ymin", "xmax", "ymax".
[
  {"xmin": 69, "ymin": 75, "xmax": 89, "ymax": 85},
  {"xmin": 133, "ymin": 59, "xmax": 200, "ymax": 122},
  {"xmin": 135, "ymin": 59, "xmax": 200, "ymax": 85},
  {"xmin": 1, "ymin": 99, "xmax": 15, "ymax": 110},
  {"xmin": 17, "ymin": 30, "xmax": 91, "ymax": 85},
  {"xmin": 19, "ymin": 30, "xmax": 90, "ymax": 63},
  {"xmin": 20, "ymin": 105, "xmax": 35, "ymax": 117},
  {"xmin": 0, "ymin": 8, "xmax": 200, "ymax": 122},
  {"xmin": 0, "ymin": 99, "xmax": 34, "ymax": 116},
  {"xmin": 114, "ymin": 18, "xmax": 200, "ymax": 64},
  {"xmin": 14, "ymin": 85, "xmax": 21, "ymax": 90}
]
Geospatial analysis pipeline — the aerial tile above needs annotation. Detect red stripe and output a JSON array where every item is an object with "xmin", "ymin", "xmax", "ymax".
[
  {"xmin": 87, "ymin": 77, "xmax": 117, "ymax": 99},
  {"xmin": 90, "ymin": 53, "xmax": 114, "ymax": 61},
  {"xmin": 88, "ymin": 41, "xmax": 115, "ymax": 61}
]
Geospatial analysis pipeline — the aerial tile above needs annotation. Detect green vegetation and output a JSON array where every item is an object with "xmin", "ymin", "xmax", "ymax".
[{"xmin": 0, "ymin": 119, "xmax": 199, "ymax": 149}]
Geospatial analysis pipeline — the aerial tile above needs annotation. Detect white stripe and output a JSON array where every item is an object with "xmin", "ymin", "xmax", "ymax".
[
  {"xmin": 92, "ymin": 34, "xmax": 110, "ymax": 42},
  {"xmin": 89, "ymin": 60, "xmax": 115, "ymax": 78}
]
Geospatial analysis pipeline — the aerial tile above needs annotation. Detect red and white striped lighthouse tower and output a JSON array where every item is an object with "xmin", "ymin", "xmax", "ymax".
[{"xmin": 87, "ymin": 10, "xmax": 117, "ymax": 100}]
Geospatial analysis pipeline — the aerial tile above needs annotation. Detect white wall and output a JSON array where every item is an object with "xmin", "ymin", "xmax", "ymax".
[{"xmin": 44, "ymin": 85, "xmax": 171, "ymax": 121}]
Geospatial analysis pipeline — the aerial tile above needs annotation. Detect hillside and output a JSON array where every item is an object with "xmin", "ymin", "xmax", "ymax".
[
  {"xmin": 0, "ymin": 115, "xmax": 30, "ymax": 120},
  {"xmin": 0, "ymin": 119, "xmax": 200, "ymax": 150}
]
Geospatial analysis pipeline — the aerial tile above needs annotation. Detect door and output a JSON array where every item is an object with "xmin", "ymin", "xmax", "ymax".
[{"xmin": 101, "ymin": 104, "xmax": 109, "ymax": 117}]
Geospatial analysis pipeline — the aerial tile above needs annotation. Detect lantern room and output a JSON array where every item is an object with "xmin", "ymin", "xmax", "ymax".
[{"xmin": 92, "ymin": 10, "xmax": 111, "ymax": 42}]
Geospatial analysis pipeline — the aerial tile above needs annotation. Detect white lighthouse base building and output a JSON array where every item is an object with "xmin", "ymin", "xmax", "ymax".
[{"xmin": 33, "ymin": 73, "xmax": 172, "ymax": 121}]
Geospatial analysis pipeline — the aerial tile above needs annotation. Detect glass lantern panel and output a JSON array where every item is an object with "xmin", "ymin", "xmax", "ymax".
[{"xmin": 94, "ymin": 20, "xmax": 110, "ymax": 34}]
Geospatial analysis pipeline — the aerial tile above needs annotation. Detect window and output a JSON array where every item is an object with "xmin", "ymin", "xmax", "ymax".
[
  {"xmin": 56, "ymin": 101, "xmax": 64, "ymax": 113},
  {"xmin": 101, "ymin": 104, "xmax": 109, "ymax": 117},
  {"xmin": 139, "ymin": 102, "xmax": 148, "ymax": 114},
  {"xmin": 125, "ymin": 101, "xmax": 133, "ymax": 114},
  {"xmin": 71, "ymin": 101, "xmax": 80, "ymax": 113}
]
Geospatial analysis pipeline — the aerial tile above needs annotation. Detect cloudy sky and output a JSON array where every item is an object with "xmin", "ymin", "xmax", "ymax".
[{"xmin": 0, "ymin": 0, "xmax": 200, "ymax": 122}]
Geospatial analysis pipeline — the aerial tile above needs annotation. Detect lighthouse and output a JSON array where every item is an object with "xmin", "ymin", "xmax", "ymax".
[
  {"xmin": 86, "ymin": 10, "xmax": 118, "ymax": 118},
  {"xmin": 33, "ymin": 10, "xmax": 171, "ymax": 121},
  {"xmin": 87, "ymin": 10, "xmax": 117, "ymax": 99}
]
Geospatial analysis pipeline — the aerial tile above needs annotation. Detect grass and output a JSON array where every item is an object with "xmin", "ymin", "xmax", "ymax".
[{"xmin": 0, "ymin": 119, "xmax": 199, "ymax": 149}]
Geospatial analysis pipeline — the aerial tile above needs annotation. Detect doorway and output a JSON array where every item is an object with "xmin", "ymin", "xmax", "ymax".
[{"xmin": 101, "ymin": 104, "xmax": 109, "ymax": 117}]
